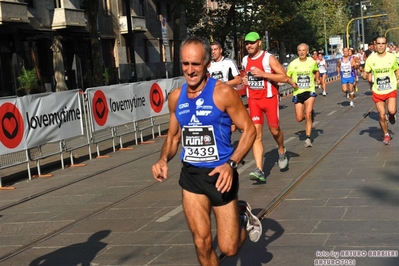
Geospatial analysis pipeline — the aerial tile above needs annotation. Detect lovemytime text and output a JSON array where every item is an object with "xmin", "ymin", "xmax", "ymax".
[
  {"xmin": 109, "ymin": 96, "xmax": 146, "ymax": 112},
  {"xmin": 26, "ymin": 106, "xmax": 81, "ymax": 129}
]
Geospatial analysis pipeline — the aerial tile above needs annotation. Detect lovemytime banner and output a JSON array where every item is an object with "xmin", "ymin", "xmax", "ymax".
[
  {"xmin": 23, "ymin": 90, "xmax": 84, "ymax": 147},
  {"xmin": 86, "ymin": 77, "xmax": 185, "ymax": 132},
  {"xmin": 0, "ymin": 90, "xmax": 84, "ymax": 155}
]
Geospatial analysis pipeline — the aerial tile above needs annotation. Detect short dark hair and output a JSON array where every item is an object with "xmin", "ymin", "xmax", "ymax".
[
  {"xmin": 210, "ymin": 41, "xmax": 222, "ymax": 48},
  {"xmin": 180, "ymin": 36, "xmax": 211, "ymax": 64}
]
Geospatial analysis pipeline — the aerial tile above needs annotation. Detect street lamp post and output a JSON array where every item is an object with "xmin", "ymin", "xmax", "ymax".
[
  {"xmin": 346, "ymin": 13, "xmax": 387, "ymax": 48},
  {"xmin": 385, "ymin": 27, "xmax": 399, "ymax": 37},
  {"xmin": 359, "ymin": 1, "xmax": 371, "ymax": 49},
  {"xmin": 360, "ymin": 1, "xmax": 365, "ymax": 48}
]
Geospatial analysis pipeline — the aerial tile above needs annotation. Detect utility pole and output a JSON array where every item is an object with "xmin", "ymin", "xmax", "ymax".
[{"xmin": 324, "ymin": 7, "xmax": 328, "ymax": 55}]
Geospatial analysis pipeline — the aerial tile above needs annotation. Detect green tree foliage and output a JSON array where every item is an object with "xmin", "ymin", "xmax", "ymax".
[
  {"xmin": 179, "ymin": 0, "xmax": 395, "ymax": 59},
  {"xmin": 182, "ymin": 0, "xmax": 351, "ymax": 56}
]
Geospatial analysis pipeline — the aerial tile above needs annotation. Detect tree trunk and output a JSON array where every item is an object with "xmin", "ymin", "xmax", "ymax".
[{"xmin": 84, "ymin": 0, "xmax": 102, "ymax": 86}]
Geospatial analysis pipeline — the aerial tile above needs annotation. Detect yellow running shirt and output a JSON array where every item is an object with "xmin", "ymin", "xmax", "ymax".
[
  {"xmin": 287, "ymin": 57, "xmax": 319, "ymax": 96},
  {"xmin": 364, "ymin": 52, "xmax": 399, "ymax": 95}
]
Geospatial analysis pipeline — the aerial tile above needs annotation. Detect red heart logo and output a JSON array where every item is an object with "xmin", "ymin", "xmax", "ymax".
[
  {"xmin": 153, "ymin": 92, "xmax": 160, "ymax": 103},
  {"xmin": 3, "ymin": 116, "xmax": 17, "ymax": 137},
  {"xmin": 96, "ymin": 101, "xmax": 105, "ymax": 114}
]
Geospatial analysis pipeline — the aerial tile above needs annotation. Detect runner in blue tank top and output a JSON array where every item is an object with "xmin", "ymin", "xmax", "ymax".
[{"xmin": 151, "ymin": 36, "xmax": 262, "ymax": 265}]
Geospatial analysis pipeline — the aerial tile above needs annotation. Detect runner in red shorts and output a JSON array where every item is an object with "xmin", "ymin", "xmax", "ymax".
[
  {"xmin": 242, "ymin": 32, "xmax": 291, "ymax": 182},
  {"xmin": 363, "ymin": 36, "xmax": 399, "ymax": 145}
]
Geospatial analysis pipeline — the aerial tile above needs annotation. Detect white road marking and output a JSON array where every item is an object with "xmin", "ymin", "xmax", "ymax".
[
  {"xmin": 156, "ymin": 205, "xmax": 183, "ymax": 222},
  {"xmin": 284, "ymin": 137, "xmax": 295, "ymax": 145},
  {"xmin": 327, "ymin": 111, "xmax": 336, "ymax": 116}
]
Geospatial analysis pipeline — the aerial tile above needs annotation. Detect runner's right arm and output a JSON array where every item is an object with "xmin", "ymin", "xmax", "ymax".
[{"xmin": 152, "ymin": 88, "xmax": 181, "ymax": 182}]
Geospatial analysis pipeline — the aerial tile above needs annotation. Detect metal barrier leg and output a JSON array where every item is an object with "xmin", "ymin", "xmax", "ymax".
[
  {"xmin": 70, "ymin": 151, "xmax": 86, "ymax": 167},
  {"xmin": 0, "ymin": 176, "xmax": 15, "ymax": 190},
  {"xmin": 96, "ymin": 143, "xmax": 109, "ymax": 158},
  {"xmin": 60, "ymin": 151, "xmax": 65, "ymax": 169},
  {"xmin": 60, "ymin": 141, "xmax": 65, "ymax": 169},
  {"xmin": 35, "ymin": 160, "xmax": 52, "ymax": 178}
]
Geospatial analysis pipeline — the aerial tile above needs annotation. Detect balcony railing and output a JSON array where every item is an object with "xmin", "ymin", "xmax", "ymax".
[
  {"xmin": 119, "ymin": 16, "xmax": 147, "ymax": 33},
  {"xmin": 0, "ymin": 1, "xmax": 29, "ymax": 24},
  {"xmin": 51, "ymin": 8, "xmax": 86, "ymax": 29}
]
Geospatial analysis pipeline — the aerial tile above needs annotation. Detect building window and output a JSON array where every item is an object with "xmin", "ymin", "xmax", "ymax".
[{"xmin": 102, "ymin": 0, "xmax": 111, "ymax": 15}]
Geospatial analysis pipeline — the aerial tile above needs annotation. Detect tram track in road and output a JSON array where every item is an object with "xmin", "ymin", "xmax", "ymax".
[
  {"xmin": 0, "ymin": 149, "xmax": 164, "ymax": 212},
  {"xmin": 0, "ymin": 148, "xmax": 182, "ymax": 263},
  {"xmin": 257, "ymin": 94, "xmax": 377, "ymax": 220},
  {"xmin": 1, "ymin": 81, "xmax": 377, "ymax": 264},
  {"xmin": 219, "ymin": 105, "xmax": 376, "ymax": 263}
]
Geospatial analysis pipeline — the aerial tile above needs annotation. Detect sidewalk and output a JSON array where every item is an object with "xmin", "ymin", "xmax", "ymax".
[{"xmin": 0, "ymin": 79, "xmax": 398, "ymax": 266}]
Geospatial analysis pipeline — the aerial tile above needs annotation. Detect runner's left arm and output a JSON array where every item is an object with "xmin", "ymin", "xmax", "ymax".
[{"xmin": 209, "ymin": 83, "xmax": 256, "ymax": 193}]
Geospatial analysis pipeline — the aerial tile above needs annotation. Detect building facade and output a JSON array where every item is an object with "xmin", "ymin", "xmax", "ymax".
[{"xmin": 0, "ymin": 0, "xmax": 187, "ymax": 96}]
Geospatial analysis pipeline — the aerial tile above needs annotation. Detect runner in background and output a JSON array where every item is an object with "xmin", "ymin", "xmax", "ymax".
[
  {"xmin": 317, "ymin": 52, "xmax": 328, "ymax": 96},
  {"xmin": 287, "ymin": 43, "xmax": 320, "ymax": 147},
  {"xmin": 337, "ymin": 48, "xmax": 356, "ymax": 107},
  {"xmin": 358, "ymin": 48, "xmax": 367, "ymax": 78},
  {"xmin": 241, "ymin": 31, "xmax": 290, "ymax": 182},
  {"xmin": 208, "ymin": 41, "xmax": 242, "ymax": 89},
  {"xmin": 365, "ymin": 42, "xmax": 375, "ymax": 90},
  {"xmin": 349, "ymin": 48, "xmax": 360, "ymax": 92},
  {"xmin": 208, "ymin": 41, "xmax": 242, "ymax": 131},
  {"xmin": 311, "ymin": 51, "xmax": 318, "ymax": 61}
]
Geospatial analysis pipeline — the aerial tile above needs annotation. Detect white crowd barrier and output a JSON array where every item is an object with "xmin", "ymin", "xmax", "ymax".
[
  {"xmin": 0, "ymin": 77, "xmax": 185, "ymax": 188},
  {"xmin": 0, "ymin": 71, "xmax": 341, "ymax": 188}
]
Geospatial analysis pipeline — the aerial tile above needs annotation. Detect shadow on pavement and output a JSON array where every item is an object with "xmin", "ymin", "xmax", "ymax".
[{"xmin": 28, "ymin": 230, "xmax": 110, "ymax": 266}]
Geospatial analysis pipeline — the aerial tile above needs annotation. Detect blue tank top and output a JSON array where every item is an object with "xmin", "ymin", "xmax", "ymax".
[{"xmin": 176, "ymin": 78, "xmax": 233, "ymax": 168}]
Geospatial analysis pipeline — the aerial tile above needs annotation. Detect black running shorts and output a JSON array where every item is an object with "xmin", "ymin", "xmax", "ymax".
[
  {"xmin": 292, "ymin": 91, "xmax": 317, "ymax": 104},
  {"xmin": 179, "ymin": 162, "xmax": 239, "ymax": 206}
]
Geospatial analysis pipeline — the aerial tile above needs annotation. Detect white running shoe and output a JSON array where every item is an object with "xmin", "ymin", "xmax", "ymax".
[
  {"xmin": 304, "ymin": 138, "xmax": 313, "ymax": 147},
  {"xmin": 239, "ymin": 200, "xmax": 262, "ymax": 242},
  {"xmin": 277, "ymin": 148, "xmax": 288, "ymax": 169},
  {"xmin": 350, "ymin": 101, "xmax": 354, "ymax": 107}
]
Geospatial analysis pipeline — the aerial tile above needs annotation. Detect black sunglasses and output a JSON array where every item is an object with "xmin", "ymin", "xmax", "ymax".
[{"xmin": 244, "ymin": 41, "xmax": 257, "ymax": 45}]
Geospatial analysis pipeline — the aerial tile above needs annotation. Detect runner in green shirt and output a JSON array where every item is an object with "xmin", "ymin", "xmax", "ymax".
[
  {"xmin": 363, "ymin": 36, "xmax": 399, "ymax": 145},
  {"xmin": 287, "ymin": 43, "xmax": 320, "ymax": 147}
]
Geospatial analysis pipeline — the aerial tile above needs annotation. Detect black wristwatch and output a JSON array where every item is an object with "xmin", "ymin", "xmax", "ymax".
[{"xmin": 227, "ymin": 159, "xmax": 238, "ymax": 169}]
